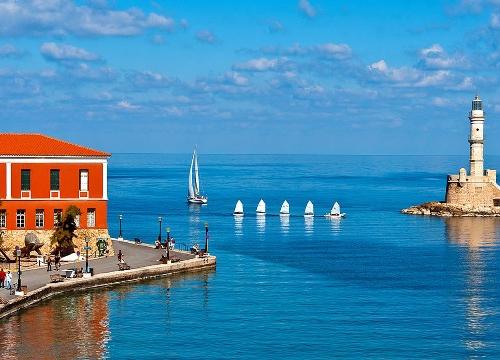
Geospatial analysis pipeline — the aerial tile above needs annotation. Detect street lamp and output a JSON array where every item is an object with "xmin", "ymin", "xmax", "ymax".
[
  {"xmin": 204, "ymin": 222, "xmax": 209, "ymax": 254},
  {"xmin": 118, "ymin": 214, "xmax": 123, "ymax": 240},
  {"xmin": 158, "ymin": 216, "xmax": 163, "ymax": 242},
  {"xmin": 166, "ymin": 227, "xmax": 171, "ymax": 261},
  {"xmin": 15, "ymin": 246, "xmax": 22, "ymax": 293},
  {"xmin": 84, "ymin": 237, "xmax": 91, "ymax": 274}
]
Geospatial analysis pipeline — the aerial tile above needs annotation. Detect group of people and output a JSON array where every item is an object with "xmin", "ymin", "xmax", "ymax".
[
  {"xmin": 154, "ymin": 237, "xmax": 176, "ymax": 250},
  {"xmin": 46, "ymin": 253, "xmax": 62, "ymax": 272},
  {"xmin": 0, "ymin": 268, "xmax": 13, "ymax": 290}
]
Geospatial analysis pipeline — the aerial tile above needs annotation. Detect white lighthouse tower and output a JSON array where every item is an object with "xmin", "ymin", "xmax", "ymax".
[{"xmin": 469, "ymin": 95, "xmax": 485, "ymax": 178}]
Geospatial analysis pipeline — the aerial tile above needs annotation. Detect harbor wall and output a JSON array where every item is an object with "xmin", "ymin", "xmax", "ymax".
[{"xmin": 0, "ymin": 255, "xmax": 215, "ymax": 320}]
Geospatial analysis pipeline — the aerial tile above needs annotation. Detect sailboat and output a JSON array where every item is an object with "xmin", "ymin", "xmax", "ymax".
[
  {"xmin": 324, "ymin": 201, "xmax": 345, "ymax": 218},
  {"xmin": 187, "ymin": 150, "xmax": 208, "ymax": 204},
  {"xmin": 256, "ymin": 199, "xmax": 266, "ymax": 215},
  {"xmin": 280, "ymin": 200, "xmax": 290, "ymax": 216},
  {"xmin": 234, "ymin": 200, "xmax": 244, "ymax": 216},
  {"xmin": 304, "ymin": 201, "xmax": 314, "ymax": 217}
]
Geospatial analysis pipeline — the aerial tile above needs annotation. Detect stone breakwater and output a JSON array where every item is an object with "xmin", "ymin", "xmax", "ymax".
[
  {"xmin": 0, "ymin": 255, "xmax": 216, "ymax": 320},
  {"xmin": 402, "ymin": 201, "xmax": 500, "ymax": 217}
]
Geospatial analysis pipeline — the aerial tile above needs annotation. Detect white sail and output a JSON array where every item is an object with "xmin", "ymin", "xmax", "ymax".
[
  {"xmin": 331, "ymin": 202, "xmax": 340, "ymax": 215},
  {"xmin": 193, "ymin": 150, "xmax": 200, "ymax": 196},
  {"xmin": 188, "ymin": 152, "xmax": 195, "ymax": 198},
  {"xmin": 280, "ymin": 200, "xmax": 290, "ymax": 215},
  {"xmin": 304, "ymin": 201, "xmax": 314, "ymax": 216},
  {"xmin": 234, "ymin": 200, "xmax": 244, "ymax": 215},
  {"xmin": 256, "ymin": 199, "xmax": 266, "ymax": 214}
]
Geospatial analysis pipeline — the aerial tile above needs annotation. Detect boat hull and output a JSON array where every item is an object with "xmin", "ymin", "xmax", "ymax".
[
  {"xmin": 188, "ymin": 196, "xmax": 208, "ymax": 204},
  {"xmin": 233, "ymin": 212, "xmax": 244, "ymax": 216},
  {"xmin": 324, "ymin": 213, "xmax": 345, "ymax": 218}
]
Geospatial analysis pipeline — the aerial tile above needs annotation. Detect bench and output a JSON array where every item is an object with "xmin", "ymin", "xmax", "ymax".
[
  {"xmin": 50, "ymin": 274, "xmax": 65, "ymax": 283},
  {"xmin": 118, "ymin": 263, "xmax": 131, "ymax": 271}
]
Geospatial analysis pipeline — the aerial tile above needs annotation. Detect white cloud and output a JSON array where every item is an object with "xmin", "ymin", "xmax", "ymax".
[
  {"xmin": 40, "ymin": 42, "xmax": 100, "ymax": 62},
  {"xmin": 196, "ymin": 30, "xmax": 216, "ymax": 44},
  {"xmin": 299, "ymin": 0, "xmax": 316, "ymax": 18},
  {"xmin": 0, "ymin": 0, "xmax": 174, "ymax": 37},
  {"xmin": 418, "ymin": 44, "xmax": 469, "ymax": 70},
  {"xmin": 316, "ymin": 43, "xmax": 352, "ymax": 60},
  {"xmin": 224, "ymin": 71, "xmax": 249, "ymax": 86},
  {"xmin": 116, "ymin": 100, "xmax": 139, "ymax": 110},
  {"xmin": 0, "ymin": 43, "xmax": 25, "ymax": 58},
  {"xmin": 234, "ymin": 57, "xmax": 281, "ymax": 71}
]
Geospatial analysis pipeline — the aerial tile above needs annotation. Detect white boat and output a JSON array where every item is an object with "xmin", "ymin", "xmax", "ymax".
[
  {"xmin": 256, "ymin": 199, "xmax": 266, "ymax": 215},
  {"xmin": 187, "ymin": 149, "xmax": 208, "ymax": 204},
  {"xmin": 280, "ymin": 200, "xmax": 290, "ymax": 216},
  {"xmin": 325, "ymin": 201, "xmax": 345, "ymax": 218},
  {"xmin": 234, "ymin": 200, "xmax": 244, "ymax": 216},
  {"xmin": 304, "ymin": 200, "xmax": 314, "ymax": 217}
]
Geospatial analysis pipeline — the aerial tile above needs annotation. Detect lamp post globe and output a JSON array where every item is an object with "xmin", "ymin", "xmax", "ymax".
[{"xmin": 118, "ymin": 214, "xmax": 123, "ymax": 239}]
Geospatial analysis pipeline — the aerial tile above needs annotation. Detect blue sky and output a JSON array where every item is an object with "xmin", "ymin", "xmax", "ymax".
[{"xmin": 1, "ymin": 0, "xmax": 500, "ymax": 154}]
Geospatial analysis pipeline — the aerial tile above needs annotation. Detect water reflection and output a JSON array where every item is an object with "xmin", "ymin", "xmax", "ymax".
[
  {"xmin": 234, "ymin": 216, "xmax": 243, "ymax": 236},
  {"xmin": 280, "ymin": 215, "xmax": 290, "ymax": 234},
  {"xmin": 256, "ymin": 215, "xmax": 266, "ymax": 234},
  {"xmin": 304, "ymin": 216, "xmax": 314, "ymax": 235},
  {"xmin": 0, "ymin": 293, "xmax": 110, "ymax": 360},
  {"xmin": 188, "ymin": 204, "xmax": 202, "ymax": 243},
  {"xmin": 328, "ymin": 218, "xmax": 342, "ymax": 234},
  {"xmin": 445, "ymin": 217, "xmax": 499, "ymax": 354}
]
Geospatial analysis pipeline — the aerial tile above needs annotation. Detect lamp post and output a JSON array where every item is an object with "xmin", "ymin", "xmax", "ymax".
[
  {"xmin": 166, "ymin": 227, "xmax": 171, "ymax": 261},
  {"xmin": 84, "ymin": 237, "xmax": 91, "ymax": 274},
  {"xmin": 158, "ymin": 216, "xmax": 163, "ymax": 242},
  {"xmin": 118, "ymin": 214, "xmax": 123, "ymax": 240},
  {"xmin": 204, "ymin": 222, "xmax": 209, "ymax": 254},
  {"xmin": 15, "ymin": 246, "xmax": 22, "ymax": 293}
]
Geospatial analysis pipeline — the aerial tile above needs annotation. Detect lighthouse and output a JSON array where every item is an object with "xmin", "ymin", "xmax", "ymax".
[{"xmin": 469, "ymin": 95, "xmax": 485, "ymax": 178}]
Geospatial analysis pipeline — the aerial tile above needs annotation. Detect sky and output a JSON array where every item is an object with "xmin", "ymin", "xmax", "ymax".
[{"xmin": 2, "ymin": 0, "xmax": 500, "ymax": 154}]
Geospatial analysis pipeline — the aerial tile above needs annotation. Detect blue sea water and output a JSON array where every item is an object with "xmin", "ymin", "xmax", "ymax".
[{"xmin": 2, "ymin": 154, "xmax": 500, "ymax": 359}]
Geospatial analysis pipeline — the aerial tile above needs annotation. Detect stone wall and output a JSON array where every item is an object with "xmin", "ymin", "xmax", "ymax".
[
  {"xmin": 0, "ymin": 228, "xmax": 114, "ymax": 257},
  {"xmin": 445, "ymin": 180, "xmax": 500, "ymax": 207}
]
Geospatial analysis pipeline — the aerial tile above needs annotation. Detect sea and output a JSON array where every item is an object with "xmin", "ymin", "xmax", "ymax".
[{"xmin": 1, "ymin": 154, "xmax": 500, "ymax": 359}]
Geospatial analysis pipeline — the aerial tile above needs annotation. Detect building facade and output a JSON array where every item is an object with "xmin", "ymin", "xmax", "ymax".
[
  {"xmin": 0, "ymin": 133, "xmax": 111, "ymax": 254},
  {"xmin": 445, "ymin": 96, "xmax": 500, "ymax": 207}
]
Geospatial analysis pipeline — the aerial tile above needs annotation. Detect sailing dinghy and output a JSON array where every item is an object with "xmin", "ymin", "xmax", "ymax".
[
  {"xmin": 256, "ymin": 199, "xmax": 266, "ymax": 215},
  {"xmin": 187, "ymin": 150, "xmax": 208, "ymax": 204},
  {"xmin": 280, "ymin": 200, "xmax": 290, "ymax": 216},
  {"xmin": 304, "ymin": 201, "xmax": 314, "ymax": 217},
  {"xmin": 234, "ymin": 200, "xmax": 244, "ymax": 216},
  {"xmin": 324, "ymin": 201, "xmax": 345, "ymax": 218}
]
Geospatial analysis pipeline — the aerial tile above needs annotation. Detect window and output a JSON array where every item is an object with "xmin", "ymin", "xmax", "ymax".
[
  {"xmin": 494, "ymin": 199, "xmax": 500, "ymax": 207},
  {"xmin": 35, "ymin": 209, "xmax": 44, "ymax": 228},
  {"xmin": 75, "ymin": 214, "xmax": 80, "ymax": 228},
  {"xmin": 21, "ymin": 169, "xmax": 31, "ymax": 191},
  {"xmin": 0, "ymin": 210, "xmax": 6, "ymax": 228},
  {"xmin": 50, "ymin": 169, "xmax": 60, "ymax": 191},
  {"xmin": 87, "ymin": 208, "xmax": 96, "ymax": 228},
  {"xmin": 53, "ymin": 209, "xmax": 62, "ymax": 226},
  {"xmin": 80, "ymin": 170, "xmax": 89, "ymax": 191},
  {"xmin": 16, "ymin": 210, "xmax": 25, "ymax": 228}
]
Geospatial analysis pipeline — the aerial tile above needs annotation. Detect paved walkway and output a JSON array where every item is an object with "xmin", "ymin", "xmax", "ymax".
[{"xmin": 0, "ymin": 240, "xmax": 194, "ymax": 302}]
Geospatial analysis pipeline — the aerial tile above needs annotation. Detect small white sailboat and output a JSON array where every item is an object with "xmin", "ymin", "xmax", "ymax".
[
  {"xmin": 280, "ymin": 200, "xmax": 290, "ymax": 216},
  {"xmin": 187, "ymin": 149, "xmax": 208, "ymax": 204},
  {"xmin": 256, "ymin": 199, "xmax": 266, "ymax": 215},
  {"xmin": 324, "ymin": 201, "xmax": 345, "ymax": 218},
  {"xmin": 304, "ymin": 200, "xmax": 314, "ymax": 217},
  {"xmin": 234, "ymin": 200, "xmax": 244, "ymax": 216}
]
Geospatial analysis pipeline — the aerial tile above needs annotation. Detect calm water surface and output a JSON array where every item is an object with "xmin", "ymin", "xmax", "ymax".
[{"xmin": 2, "ymin": 154, "xmax": 500, "ymax": 359}]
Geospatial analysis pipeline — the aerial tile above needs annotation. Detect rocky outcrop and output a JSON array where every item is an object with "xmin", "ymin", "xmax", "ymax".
[{"xmin": 402, "ymin": 202, "xmax": 500, "ymax": 217}]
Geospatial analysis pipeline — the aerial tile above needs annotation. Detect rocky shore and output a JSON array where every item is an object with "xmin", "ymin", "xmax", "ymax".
[{"xmin": 402, "ymin": 202, "xmax": 500, "ymax": 217}]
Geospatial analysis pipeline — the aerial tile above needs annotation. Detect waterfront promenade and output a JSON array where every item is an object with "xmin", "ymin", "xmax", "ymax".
[{"xmin": 0, "ymin": 239, "xmax": 214, "ymax": 315}]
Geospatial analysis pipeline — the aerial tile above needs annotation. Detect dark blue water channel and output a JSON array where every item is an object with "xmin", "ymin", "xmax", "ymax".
[{"xmin": 2, "ymin": 154, "xmax": 500, "ymax": 359}]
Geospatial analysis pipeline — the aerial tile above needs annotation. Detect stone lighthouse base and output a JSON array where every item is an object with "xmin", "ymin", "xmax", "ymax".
[{"xmin": 402, "ymin": 201, "xmax": 500, "ymax": 217}]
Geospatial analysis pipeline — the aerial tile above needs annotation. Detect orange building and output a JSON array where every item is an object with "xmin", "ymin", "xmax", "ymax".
[{"xmin": 0, "ymin": 133, "xmax": 111, "ymax": 253}]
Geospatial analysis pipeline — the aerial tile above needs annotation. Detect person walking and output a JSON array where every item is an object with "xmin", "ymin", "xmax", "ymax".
[
  {"xmin": 117, "ymin": 250, "xmax": 123, "ymax": 263},
  {"xmin": 0, "ymin": 268, "xmax": 5, "ymax": 288},
  {"xmin": 5, "ymin": 271, "xmax": 12, "ymax": 290},
  {"xmin": 55, "ymin": 253, "xmax": 61, "ymax": 271},
  {"xmin": 47, "ymin": 256, "xmax": 52, "ymax": 272}
]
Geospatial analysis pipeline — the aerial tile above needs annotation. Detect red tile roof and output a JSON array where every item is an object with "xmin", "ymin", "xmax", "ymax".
[{"xmin": 0, "ymin": 133, "xmax": 110, "ymax": 157}]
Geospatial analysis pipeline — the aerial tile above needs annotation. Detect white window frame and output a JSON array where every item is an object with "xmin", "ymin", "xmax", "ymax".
[
  {"xmin": 87, "ymin": 209, "xmax": 96, "ymax": 228},
  {"xmin": 0, "ymin": 210, "xmax": 6, "ymax": 228},
  {"xmin": 75, "ymin": 214, "xmax": 80, "ymax": 228},
  {"xmin": 53, "ymin": 209, "xmax": 62, "ymax": 226},
  {"xmin": 35, "ymin": 209, "xmax": 44, "ymax": 228},
  {"xmin": 16, "ymin": 210, "xmax": 25, "ymax": 229},
  {"xmin": 80, "ymin": 169, "xmax": 89, "ymax": 191}
]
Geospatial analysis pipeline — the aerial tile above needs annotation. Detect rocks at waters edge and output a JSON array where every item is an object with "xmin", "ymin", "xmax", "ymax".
[{"xmin": 402, "ymin": 202, "xmax": 500, "ymax": 217}]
